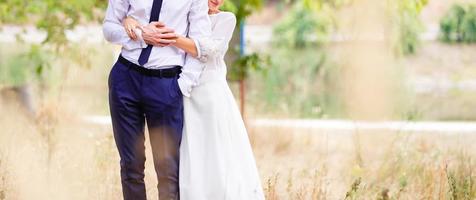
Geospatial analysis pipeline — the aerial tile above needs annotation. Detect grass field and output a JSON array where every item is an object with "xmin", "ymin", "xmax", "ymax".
[
  {"xmin": 1, "ymin": 98, "xmax": 476, "ymax": 200},
  {"xmin": 1, "ymin": 41, "xmax": 476, "ymax": 199},
  {"xmin": 253, "ymin": 128, "xmax": 476, "ymax": 199}
]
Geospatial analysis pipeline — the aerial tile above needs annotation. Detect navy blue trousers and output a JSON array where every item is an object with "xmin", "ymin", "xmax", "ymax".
[{"xmin": 108, "ymin": 60, "xmax": 183, "ymax": 200}]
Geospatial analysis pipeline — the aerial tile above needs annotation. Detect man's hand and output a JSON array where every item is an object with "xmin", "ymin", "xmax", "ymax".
[{"xmin": 141, "ymin": 22, "xmax": 178, "ymax": 47}]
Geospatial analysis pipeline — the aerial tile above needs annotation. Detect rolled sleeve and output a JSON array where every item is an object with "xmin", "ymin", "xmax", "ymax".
[
  {"xmin": 178, "ymin": 0, "xmax": 212, "ymax": 97},
  {"xmin": 133, "ymin": 28, "xmax": 148, "ymax": 48},
  {"xmin": 177, "ymin": 76, "xmax": 194, "ymax": 97},
  {"xmin": 192, "ymin": 38, "xmax": 202, "ymax": 59}
]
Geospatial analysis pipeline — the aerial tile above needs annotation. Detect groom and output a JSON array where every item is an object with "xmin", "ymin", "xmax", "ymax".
[{"xmin": 103, "ymin": 0, "xmax": 211, "ymax": 199}]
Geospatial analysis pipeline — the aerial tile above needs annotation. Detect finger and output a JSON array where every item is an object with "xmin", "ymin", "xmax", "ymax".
[
  {"xmin": 125, "ymin": 27, "xmax": 133, "ymax": 38},
  {"xmin": 153, "ymin": 32, "xmax": 176, "ymax": 39},
  {"xmin": 157, "ymin": 28, "xmax": 175, "ymax": 34},
  {"xmin": 128, "ymin": 28, "xmax": 137, "ymax": 40},
  {"xmin": 158, "ymin": 39, "xmax": 176, "ymax": 44},
  {"xmin": 150, "ymin": 21, "xmax": 165, "ymax": 27},
  {"xmin": 158, "ymin": 33, "xmax": 177, "ymax": 39},
  {"xmin": 152, "ymin": 39, "xmax": 173, "ymax": 46},
  {"xmin": 158, "ymin": 42, "xmax": 173, "ymax": 47},
  {"xmin": 130, "ymin": 30, "xmax": 137, "ymax": 40}
]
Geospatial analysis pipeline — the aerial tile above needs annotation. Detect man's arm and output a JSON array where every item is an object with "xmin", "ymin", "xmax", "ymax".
[
  {"xmin": 178, "ymin": 0, "xmax": 212, "ymax": 97},
  {"xmin": 102, "ymin": 0, "xmax": 147, "ymax": 50}
]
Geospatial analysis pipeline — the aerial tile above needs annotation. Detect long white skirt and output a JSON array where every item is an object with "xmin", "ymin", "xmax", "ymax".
[{"xmin": 179, "ymin": 70, "xmax": 265, "ymax": 200}]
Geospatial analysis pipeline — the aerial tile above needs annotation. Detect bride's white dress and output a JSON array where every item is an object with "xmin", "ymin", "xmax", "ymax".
[{"xmin": 179, "ymin": 12, "xmax": 265, "ymax": 200}]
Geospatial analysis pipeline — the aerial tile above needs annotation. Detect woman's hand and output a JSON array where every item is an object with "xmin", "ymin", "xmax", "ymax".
[
  {"xmin": 123, "ymin": 16, "xmax": 141, "ymax": 41},
  {"xmin": 140, "ymin": 22, "xmax": 178, "ymax": 47}
]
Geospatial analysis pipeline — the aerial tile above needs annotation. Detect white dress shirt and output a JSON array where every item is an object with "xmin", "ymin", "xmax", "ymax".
[{"xmin": 103, "ymin": 0, "xmax": 212, "ymax": 97}]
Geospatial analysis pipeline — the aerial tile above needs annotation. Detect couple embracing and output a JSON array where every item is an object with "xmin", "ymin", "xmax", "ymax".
[{"xmin": 102, "ymin": 0, "xmax": 264, "ymax": 199}]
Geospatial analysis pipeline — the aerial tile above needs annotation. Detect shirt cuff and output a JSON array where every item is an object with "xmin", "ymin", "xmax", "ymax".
[
  {"xmin": 192, "ymin": 38, "xmax": 202, "ymax": 58},
  {"xmin": 122, "ymin": 28, "xmax": 147, "ymax": 50},
  {"xmin": 134, "ymin": 28, "xmax": 148, "ymax": 48},
  {"xmin": 177, "ymin": 77, "xmax": 192, "ymax": 97}
]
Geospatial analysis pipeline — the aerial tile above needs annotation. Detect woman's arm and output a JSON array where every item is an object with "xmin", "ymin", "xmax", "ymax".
[
  {"xmin": 175, "ymin": 12, "xmax": 237, "ymax": 63},
  {"xmin": 194, "ymin": 12, "xmax": 236, "ymax": 62},
  {"xmin": 173, "ymin": 36, "xmax": 199, "ymax": 58}
]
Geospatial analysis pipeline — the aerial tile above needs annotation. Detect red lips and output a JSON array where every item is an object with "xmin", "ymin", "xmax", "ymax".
[{"xmin": 210, "ymin": 1, "xmax": 219, "ymax": 7}]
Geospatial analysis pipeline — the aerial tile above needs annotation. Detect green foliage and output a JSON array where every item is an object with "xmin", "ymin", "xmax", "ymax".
[
  {"xmin": 0, "ymin": 0, "xmax": 106, "ymax": 24},
  {"xmin": 440, "ymin": 3, "xmax": 476, "ymax": 43},
  {"xmin": 288, "ymin": 0, "xmax": 351, "ymax": 9},
  {"xmin": 222, "ymin": 1, "xmax": 238, "ymax": 14},
  {"xmin": 0, "ymin": 0, "xmax": 106, "ymax": 45},
  {"xmin": 262, "ymin": 0, "xmax": 349, "ymax": 118},
  {"xmin": 0, "ymin": 44, "xmax": 51, "ymax": 87},
  {"xmin": 273, "ymin": 0, "xmax": 352, "ymax": 49},
  {"xmin": 387, "ymin": 0, "xmax": 428, "ymax": 55},
  {"xmin": 0, "ymin": 0, "xmax": 106, "ymax": 87},
  {"xmin": 229, "ymin": 53, "xmax": 270, "ymax": 82},
  {"xmin": 222, "ymin": 0, "xmax": 267, "ymax": 86},
  {"xmin": 251, "ymin": 0, "xmax": 430, "ymax": 117},
  {"xmin": 256, "ymin": 0, "xmax": 339, "ymax": 117},
  {"xmin": 274, "ymin": 0, "xmax": 428, "ymax": 54},
  {"xmin": 222, "ymin": 0, "xmax": 263, "ymax": 25},
  {"xmin": 248, "ymin": 47, "xmax": 344, "ymax": 118},
  {"xmin": 273, "ymin": 3, "xmax": 332, "ymax": 48}
]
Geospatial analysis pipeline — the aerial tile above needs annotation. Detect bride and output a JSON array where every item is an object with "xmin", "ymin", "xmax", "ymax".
[{"xmin": 122, "ymin": 0, "xmax": 265, "ymax": 199}]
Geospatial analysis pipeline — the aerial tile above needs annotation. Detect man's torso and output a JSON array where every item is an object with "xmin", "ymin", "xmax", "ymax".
[{"xmin": 122, "ymin": 0, "xmax": 193, "ymax": 69}]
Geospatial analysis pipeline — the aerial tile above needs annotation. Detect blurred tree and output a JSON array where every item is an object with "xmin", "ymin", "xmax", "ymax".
[
  {"xmin": 387, "ymin": 0, "xmax": 428, "ymax": 55},
  {"xmin": 274, "ymin": 0, "xmax": 427, "ymax": 55},
  {"xmin": 254, "ymin": 0, "xmax": 428, "ymax": 118},
  {"xmin": 440, "ymin": 3, "xmax": 476, "ymax": 43},
  {"xmin": 265, "ymin": 0, "xmax": 342, "ymax": 118},
  {"xmin": 0, "ymin": 0, "xmax": 108, "ymax": 163},
  {"xmin": 0, "ymin": 0, "xmax": 107, "ymax": 115},
  {"xmin": 0, "ymin": 0, "xmax": 107, "ymax": 63},
  {"xmin": 274, "ymin": 0, "xmax": 335, "ymax": 49},
  {"xmin": 223, "ymin": 0, "xmax": 263, "ymax": 26},
  {"xmin": 0, "ymin": 44, "xmax": 51, "ymax": 114},
  {"xmin": 229, "ymin": 53, "xmax": 270, "ymax": 116},
  {"xmin": 222, "ymin": 0, "xmax": 269, "ymax": 117}
]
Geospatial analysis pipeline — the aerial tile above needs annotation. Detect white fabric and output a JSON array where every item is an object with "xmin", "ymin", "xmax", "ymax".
[
  {"xmin": 102, "ymin": 0, "xmax": 212, "ymax": 97},
  {"xmin": 179, "ymin": 12, "xmax": 265, "ymax": 200}
]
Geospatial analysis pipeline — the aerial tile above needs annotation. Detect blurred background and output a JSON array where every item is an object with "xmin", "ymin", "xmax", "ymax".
[{"xmin": 1, "ymin": 0, "xmax": 476, "ymax": 199}]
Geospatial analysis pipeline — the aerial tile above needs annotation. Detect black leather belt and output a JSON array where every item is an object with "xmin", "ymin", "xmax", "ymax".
[{"xmin": 118, "ymin": 55, "xmax": 182, "ymax": 78}]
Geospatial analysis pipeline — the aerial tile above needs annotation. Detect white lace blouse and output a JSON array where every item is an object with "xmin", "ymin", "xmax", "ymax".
[{"xmin": 196, "ymin": 12, "xmax": 237, "ymax": 73}]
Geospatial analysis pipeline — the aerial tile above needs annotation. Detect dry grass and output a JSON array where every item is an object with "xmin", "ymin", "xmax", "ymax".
[
  {"xmin": 2, "ymin": 85, "xmax": 476, "ymax": 200},
  {"xmin": 1, "ymin": 42, "xmax": 476, "ymax": 199},
  {"xmin": 249, "ymin": 126, "xmax": 476, "ymax": 200}
]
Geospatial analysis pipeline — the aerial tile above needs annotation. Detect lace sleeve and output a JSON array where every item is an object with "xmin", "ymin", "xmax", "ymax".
[
  {"xmin": 196, "ymin": 12, "xmax": 237, "ymax": 63},
  {"xmin": 196, "ymin": 38, "xmax": 226, "ymax": 62}
]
